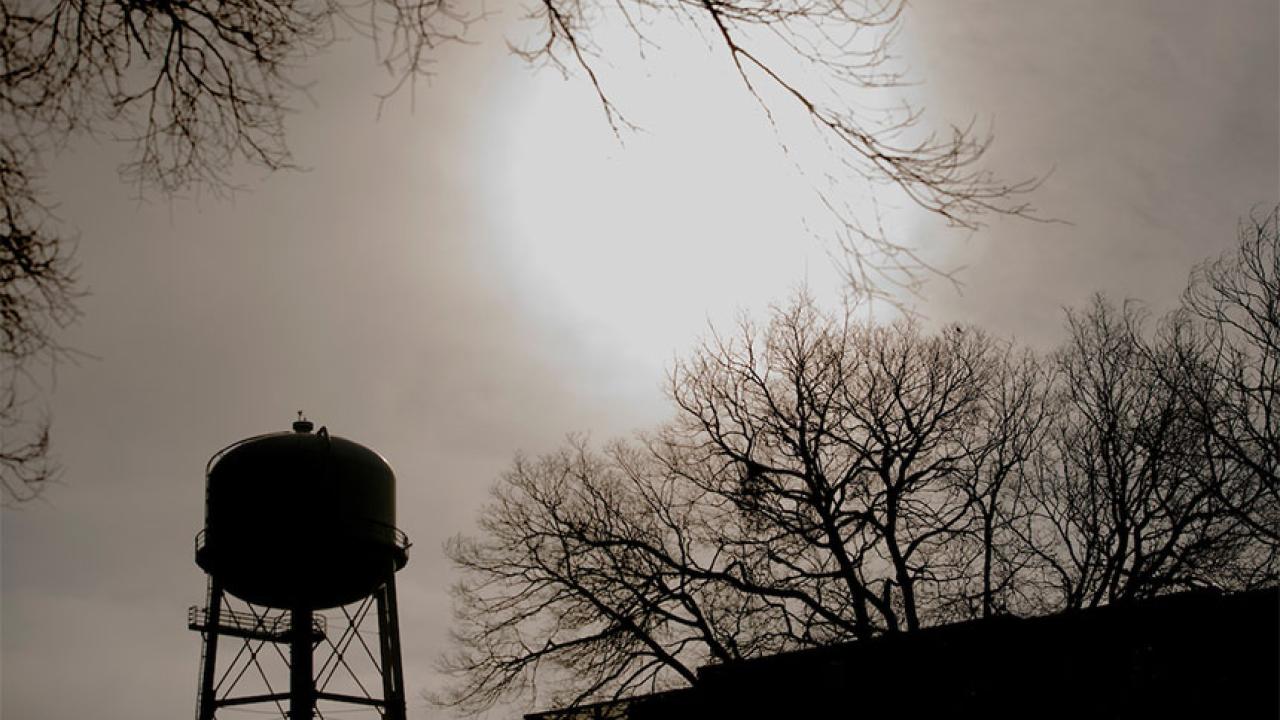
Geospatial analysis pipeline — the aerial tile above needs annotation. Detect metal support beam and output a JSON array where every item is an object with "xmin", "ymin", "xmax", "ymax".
[
  {"xmin": 217, "ymin": 693, "xmax": 292, "ymax": 707},
  {"xmin": 377, "ymin": 570, "xmax": 407, "ymax": 720},
  {"xmin": 315, "ymin": 692, "xmax": 387, "ymax": 707},
  {"xmin": 191, "ymin": 560, "xmax": 408, "ymax": 720},
  {"xmin": 196, "ymin": 580, "xmax": 223, "ymax": 720},
  {"xmin": 290, "ymin": 606, "xmax": 315, "ymax": 720}
]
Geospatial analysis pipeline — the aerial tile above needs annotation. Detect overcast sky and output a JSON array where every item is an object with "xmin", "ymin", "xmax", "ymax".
[{"xmin": 3, "ymin": 2, "xmax": 1277, "ymax": 719}]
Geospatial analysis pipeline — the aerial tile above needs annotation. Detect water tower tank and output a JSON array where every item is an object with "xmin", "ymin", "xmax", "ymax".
[{"xmin": 195, "ymin": 420, "xmax": 409, "ymax": 610}]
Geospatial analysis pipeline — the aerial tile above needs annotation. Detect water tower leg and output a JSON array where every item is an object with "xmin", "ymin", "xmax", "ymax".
[
  {"xmin": 376, "ymin": 573, "xmax": 406, "ymax": 720},
  {"xmin": 197, "ymin": 579, "xmax": 223, "ymax": 720},
  {"xmin": 290, "ymin": 606, "xmax": 315, "ymax": 720}
]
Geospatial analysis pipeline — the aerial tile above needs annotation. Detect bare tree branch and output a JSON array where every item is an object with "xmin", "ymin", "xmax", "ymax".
[{"xmin": 441, "ymin": 264, "xmax": 1279, "ymax": 714}]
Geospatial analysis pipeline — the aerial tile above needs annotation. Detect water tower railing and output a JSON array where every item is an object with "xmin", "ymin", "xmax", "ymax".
[
  {"xmin": 188, "ymin": 605, "xmax": 326, "ymax": 641},
  {"xmin": 368, "ymin": 521, "xmax": 412, "ymax": 552}
]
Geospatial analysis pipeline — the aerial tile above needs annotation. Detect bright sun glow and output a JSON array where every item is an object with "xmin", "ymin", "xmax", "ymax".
[{"xmin": 475, "ymin": 14, "xmax": 899, "ymax": 385}]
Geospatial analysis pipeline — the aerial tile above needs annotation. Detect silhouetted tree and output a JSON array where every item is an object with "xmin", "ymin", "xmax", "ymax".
[
  {"xmin": 442, "ymin": 298, "xmax": 1056, "ymax": 714},
  {"xmin": 937, "ymin": 343, "xmax": 1052, "ymax": 621},
  {"xmin": 1, "ymin": 0, "xmax": 1044, "ymax": 500},
  {"xmin": 663, "ymin": 304, "xmax": 1017, "ymax": 635},
  {"xmin": 1176, "ymin": 208, "xmax": 1279, "ymax": 550},
  {"xmin": 443, "ymin": 245, "xmax": 1280, "ymax": 713},
  {"xmin": 0, "ymin": 138, "xmax": 77, "ymax": 503},
  {"xmin": 1019, "ymin": 297, "xmax": 1259, "ymax": 609},
  {"xmin": 440, "ymin": 439, "xmax": 751, "ymax": 714},
  {"xmin": 3, "ymin": 0, "xmax": 1038, "ymax": 227}
]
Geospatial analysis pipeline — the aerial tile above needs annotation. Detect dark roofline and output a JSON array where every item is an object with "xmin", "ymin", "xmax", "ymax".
[
  {"xmin": 697, "ymin": 586, "xmax": 1253, "ymax": 682},
  {"xmin": 526, "ymin": 587, "xmax": 1279, "ymax": 720}
]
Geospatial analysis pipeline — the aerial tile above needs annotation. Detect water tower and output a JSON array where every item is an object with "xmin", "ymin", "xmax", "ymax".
[{"xmin": 189, "ymin": 417, "xmax": 410, "ymax": 720}]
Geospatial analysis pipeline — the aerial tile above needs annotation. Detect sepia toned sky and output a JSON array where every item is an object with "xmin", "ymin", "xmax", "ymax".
[{"xmin": 3, "ymin": 2, "xmax": 1276, "ymax": 719}]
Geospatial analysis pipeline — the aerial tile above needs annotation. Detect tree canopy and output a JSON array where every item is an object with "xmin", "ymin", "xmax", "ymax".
[{"xmin": 440, "ymin": 209, "xmax": 1279, "ymax": 716}]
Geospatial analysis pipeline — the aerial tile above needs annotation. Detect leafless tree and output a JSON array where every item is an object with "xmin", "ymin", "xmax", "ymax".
[
  {"xmin": 2, "ymin": 0, "xmax": 1044, "ymax": 499},
  {"xmin": 442, "ymin": 298, "xmax": 1063, "ymax": 715},
  {"xmin": 935, "ymin": 342, "xmax": 1053, "ymax": 621},
  {"xmin": 1175, "ymin": 207, "xmax": 1280, "ymax": 550},
  {"xmin": 3, "ymin": 0, "xmax": 1038, "ymax": 225},
  {"xmin": 2, "ymin": 0, "xmax": 473, "ymax": 192},
  {"xmin": 660, "ymin": 300, "xmax": 892, "ymax": 641},
  {"xmin": 0, "ymin": 137, "xmax": 77, "ymax": 503},
  {"xmin": 517, "ymin": 0, "xmax": 1043, "ymax": 247},
  {"xmin": 662, "ymin": 301, "xmax": 1058, "ymax": 634},
  {"xmin": 528, "ymin": 0, "xmax": 1047, "ymax": 303},
  {"xmin": 440, "ymin": 438, "xmax": 756, "ymax": 715},
  {"xmin": 0, "ymin": 0, "xmax": 1042, "ymax": 282},
  {"xmin": 1, "ymin": 0, "xmax": 470, "ymax": 499},
  {"xmin": 443, "ymin": 221, "xmax": 1280, "ymax": 715},
  {"xmin": 1019, "ymin": 297, "xmax": 1265, "ymax": 610}
]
